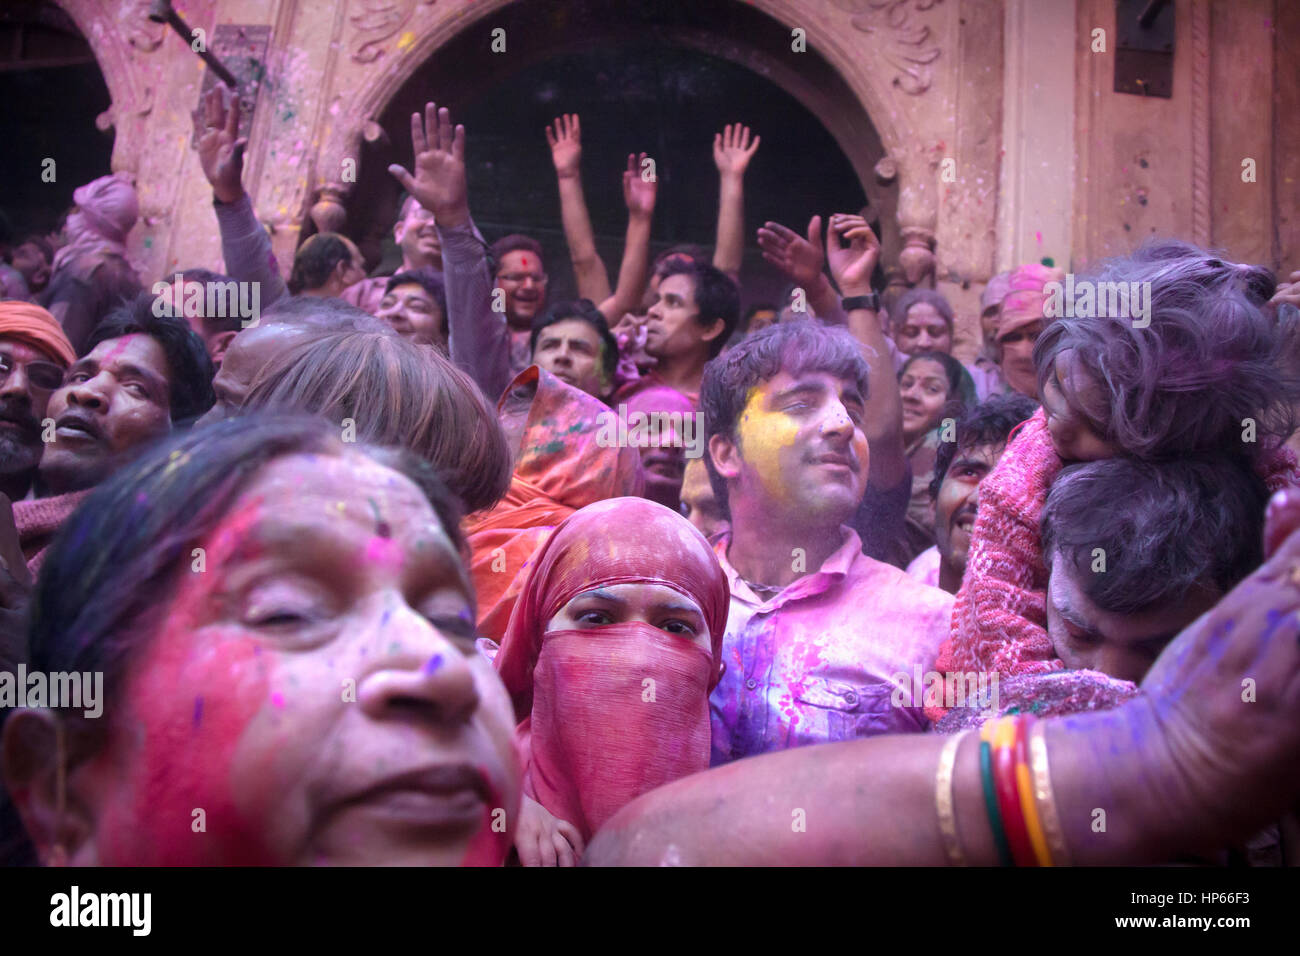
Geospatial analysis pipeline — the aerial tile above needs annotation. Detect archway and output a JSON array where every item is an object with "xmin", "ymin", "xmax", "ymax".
[{"xmin": 321, "ymin": 0, "xmax": 910, "ymax": 304}]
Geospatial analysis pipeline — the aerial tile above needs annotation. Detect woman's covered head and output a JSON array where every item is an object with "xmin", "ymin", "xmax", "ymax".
[
  {"xmin": 1033, "ymin": 240, "xmax": 1300, "ymax": 462},
  {"xmin": 2, "ymin": 415, "xmax": 520, "ymax": 866},
  {"xmin": 240, "ymin": 328, "xmax": 512, "ymax": 513},
  {"xmin": 493, "ymin": 497, "xmax": 728, "ymax": 839}
]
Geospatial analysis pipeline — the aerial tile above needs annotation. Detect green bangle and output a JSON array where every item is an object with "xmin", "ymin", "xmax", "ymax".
[{"xmin": 980, "ymin": 739, "xmax": 1014, "ymax": 866}]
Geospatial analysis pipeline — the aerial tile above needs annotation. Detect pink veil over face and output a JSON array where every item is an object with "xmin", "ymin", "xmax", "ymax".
[{"xmin": 494, "ymin": 497, "xmax": 729, "ymax": 839}]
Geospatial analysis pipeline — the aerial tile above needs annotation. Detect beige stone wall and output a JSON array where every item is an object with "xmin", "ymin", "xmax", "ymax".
[{"xmin": 57, "ymin": 0, "xmax": 1290, "ymax": 321}]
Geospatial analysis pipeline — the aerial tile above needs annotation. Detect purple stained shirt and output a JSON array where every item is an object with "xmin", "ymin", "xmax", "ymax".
[{"xmin": 709, "ymin": 526, "xmax": 954, "ymax": 765}]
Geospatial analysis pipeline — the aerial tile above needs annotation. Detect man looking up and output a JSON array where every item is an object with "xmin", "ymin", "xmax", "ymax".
[
  {"xmin": 342, "ymin": 196, "xmax": 443, "ymax": 315},
  {"xmin": 15, "ymin": 292, "xmax": 214, "ymax": 571},
  {"xmin": 529, "ymin": 299, "xmax": 618, "ymax": 401},
  {"xmin": 702, "ymin": 321, "xmax": 953, "ymax": 764}
]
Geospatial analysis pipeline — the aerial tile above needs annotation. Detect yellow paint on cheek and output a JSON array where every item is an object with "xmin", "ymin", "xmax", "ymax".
[{"xmin": 737, "ymin": 392, "xmax": 801, "ymax": 504}]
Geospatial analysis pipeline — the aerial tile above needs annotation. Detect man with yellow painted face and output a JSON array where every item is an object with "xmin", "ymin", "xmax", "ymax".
[{"xmin": 701, "ymin": 321, "xmax": 954, "ymax": 763}]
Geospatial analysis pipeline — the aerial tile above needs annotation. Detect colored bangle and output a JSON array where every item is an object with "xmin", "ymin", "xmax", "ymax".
[
  {"xmin": 1015, "ymin": 715, "xmax": 1053, "ymax": 866},
  {"xmin": 935, "ymin": 730, "xmax": 970, "ymax": 866},
  {"xmin": 992, "ymin": 717, "xmax": 1037, "ymax": 866},
  {"xmin": 979, "ymin": 721, "xmax": 1013, "ymax": 866},
  {"xmin": 1029, "ymin": 721, "xmax": 1072, "ymax": 866}
]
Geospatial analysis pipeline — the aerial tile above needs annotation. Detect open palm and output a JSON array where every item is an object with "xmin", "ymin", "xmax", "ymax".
[
  {"xmin": 196, "ymin": 86, "xmax": 246, "ymax": 204},
  {"xmin": 388, "ymin": 102, "xmax": 468, "ymax": 226}
]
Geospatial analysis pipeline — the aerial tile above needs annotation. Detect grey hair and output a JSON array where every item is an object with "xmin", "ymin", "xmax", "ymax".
[{"xmin": 891, "ymin": 287, "xmax": 954, "ymax": 335}]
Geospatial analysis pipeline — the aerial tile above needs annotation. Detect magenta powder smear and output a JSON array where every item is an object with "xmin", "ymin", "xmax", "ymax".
[{"xmin": 423, "ymin": 653, "xmax": 444, "ymax": 674}]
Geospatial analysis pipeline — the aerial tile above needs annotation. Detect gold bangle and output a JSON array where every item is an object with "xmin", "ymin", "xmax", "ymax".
[
  {"xmin": 936, "ymin": 730, "xmax": 970, "ymax": 866},
  {"xmin": 1029, "ymin": 721, "xmax": 1071, "ymax": 866}
]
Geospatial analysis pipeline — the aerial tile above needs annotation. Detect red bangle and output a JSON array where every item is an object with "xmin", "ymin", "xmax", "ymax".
[{"xmin": 993, "ymin": 717, "xmax": 1037, "ymax": 867}]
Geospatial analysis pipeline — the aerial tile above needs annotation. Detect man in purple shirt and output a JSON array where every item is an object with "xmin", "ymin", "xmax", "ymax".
[{"xmin": 701, "ymin": 321, "xmax": 954, "ymax": 764}]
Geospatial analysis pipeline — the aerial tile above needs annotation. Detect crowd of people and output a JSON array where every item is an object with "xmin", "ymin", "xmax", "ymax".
[{"xmin": 2, "ymin": 89, "xmax": 1300, "ymax": 867}]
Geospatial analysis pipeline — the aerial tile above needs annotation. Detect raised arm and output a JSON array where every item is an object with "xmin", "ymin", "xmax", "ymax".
[
  {"xmin": 197, "ymin": 87, "xmax": 287, "ymax": 306},
  {"xmin": 712, "ymin": 124, "xmax": 760, "ymax": 280},
  {"xmin": 547, "ymin": 114, "xmax": 611, "ymax": 304},
  {"xmin": 585, "ymin": 505, "xmax": 1300, "ymax": 865},
  {"xmin": 756, "ymin": 216, "xmax": 844, "ymax": 322},
  {"xmin": 597, "ymin": 152, "xmax": 656, "ymax": 323},
  {"xmin": 825, "ymin": 213, "xmax": 905, "ymax": 488},
  {"xmin": 389, "ymin": 102, "xmax": 510, "ymax": 402}
]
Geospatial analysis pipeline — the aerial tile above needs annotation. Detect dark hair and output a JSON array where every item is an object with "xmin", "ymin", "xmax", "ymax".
[
  {"xmin": 899, "ymin": 351, "xmax": 977, "ymax": 409},
  {"xmin": 169, "ymin": 267, "xmax": 245, "ymax": 336},
  {"xmin": 742, "ymin": 303, "xmax": 779, "ymax": 332},
  {"xmin": 0, "ymin": 414, "xmax": 465, "ymax": 866},
  {"xmin": 1033, "ymin": 239, "xmax": 1300, "ymax": 460},
  {"xmin": 660, "ymin": 258, "xmax": 740, "ymax": 358},
  {"xmin": 891, "ymin": 288, "xmax": 954, "ymax": 335},
  {"xmin": 489, "ymin": 234, "xmax": 545, "ymax": 277},
  {"xmin": 653, "ymin": 243, "xmax": 708, "ymax": 275},
  {"xmin": 87, "ymin": 291, "xmax": 216, "ymax": 425},
  {"xmin": 1041, "ymin": 454, "xmax": 1267, "ymax": 615},
  {"xmin": 929, "ymin": 393, "xmax": 1038, "ymax": 499},
  {"xmin": 18, "ymin": 235, "xmax": 54, "ymax": 264},
  {"xmin": 261, "ymin": 294, "xmax": 393, "ymax": 333},
  {"xmin": 701, "ymin": 320, "xmax": 870, "ymax": 517},
  {"xmin": 288, "ymin": 233, "xmax": 354, "ymax": 294},
  {"xmin": 242, "ymin": 328, "xmax": 511, "ymax": 513},
  {"xmin": 529, "ymin": 299, "xmax": 619, "ymax": 381}
]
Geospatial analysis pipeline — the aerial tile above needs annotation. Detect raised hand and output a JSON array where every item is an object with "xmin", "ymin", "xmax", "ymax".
[
  {"xmin": 546, "ymin": 113, "xmax": 583, "ymax": 179},
  {"xmin": 196, "ymin": 86, "xmax": 247, "ymax": 204},
  {"xmin": 713, "ymin": 123, "xmax": 761, "ymax": 178},
  {"xmin": 623, "ymin": 152, "xmax": 657, "ymax": 219},
  {"xmin": 826, "ymin": 214, "xmax": 881, "ymax": 297},
  {"xmin": 757, "ymin": 216, "xmax": 825, "ymax": 289},
  {"xmin": 387, "ymin": 102, "xmax": 469, "ymax": 229}
]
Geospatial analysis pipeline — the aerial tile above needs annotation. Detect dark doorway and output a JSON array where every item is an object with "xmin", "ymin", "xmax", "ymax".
[
  {"xmin": 0, "ymin": 1, "xmax": 113, "ymax": 241},
  {"xmin": 351, "ymin": 0, "xmax": 883, "ymax": 310}
]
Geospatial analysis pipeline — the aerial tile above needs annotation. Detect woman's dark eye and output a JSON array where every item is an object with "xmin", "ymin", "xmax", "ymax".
[
  {"xmin": 577, "ymin": 610, "xmax": 613, "ymax": 626},
  {"xmin": 661, "ymin": 620, "xmax": 697, "ymax": 636},
  {"xmin": 248, "ymin": 610, "xmax": 312, "ymax": 628}
]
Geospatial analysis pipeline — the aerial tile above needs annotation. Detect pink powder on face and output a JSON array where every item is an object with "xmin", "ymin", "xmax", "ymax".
[{"xmin": 363, "ymin": 535, "xmax": 403, "ymax": 569}]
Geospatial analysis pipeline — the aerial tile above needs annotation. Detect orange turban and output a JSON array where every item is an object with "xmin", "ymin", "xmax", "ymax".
[
  {"xmin": 0, "ymin": 300, "xmax": 77, "ymax": 367},
  {"xmin": 996, "ymin": 263, "xmax": 1066, "ymax": 342}
]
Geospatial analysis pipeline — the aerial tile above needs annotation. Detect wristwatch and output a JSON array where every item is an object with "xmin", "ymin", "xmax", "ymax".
[{"xmin": 841, "ymin": 293, "xmax": 880, "ymax": 312}]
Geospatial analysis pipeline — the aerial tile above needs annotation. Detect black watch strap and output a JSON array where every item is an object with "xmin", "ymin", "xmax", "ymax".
[{"xmin": 841, "ymin": 293, "xmax": 880, "ymax": 312}]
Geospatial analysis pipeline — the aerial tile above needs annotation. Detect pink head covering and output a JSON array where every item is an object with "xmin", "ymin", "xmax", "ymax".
[
  {"xmin": 996, "ymin": 263, "xmax": 1065, "ymax": 342},
  {"xmin": 980, "ymin": 270, "xmax": 1016, "ymax": 313},
  {"xmin": 73, "ymin": 173, "xmax": 139, "ymax": 244},
  {"xmin": 494, "ymin": 496, "xmax": 729, "ymax": 839}
]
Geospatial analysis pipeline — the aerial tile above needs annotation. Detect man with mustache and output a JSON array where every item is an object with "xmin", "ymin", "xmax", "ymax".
[
  {"xmin": 0, "ymin": 303, "xmax": 76, "ymax": 502},
  {"xmin": 702, "ymin": 322, "xmax": 954, "ymax": 763},
  {"xmin": 907, "ymin": 394, "xmax": 1037, "ymax": 592},
  {"xmin": 342, "ymin": 196, "xmax": 445, "ymax": 315},
  {"xmin": 13, "ymin": 292, "xmax": 214, "ymax": 573}
]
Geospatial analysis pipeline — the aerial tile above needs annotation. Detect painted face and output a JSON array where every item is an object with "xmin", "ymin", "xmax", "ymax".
[
  {"xmin": 201, "ymin": 324, "xmax": 305, "ymax": 425},
  {"xmin": 680, "ymin": 456, "xmax": 728, "ymax": 539},
  {"xmin": 0, "ymin": 338, "xmax": 63, "ymax": 479},
  {"xmin": 722, "ymin": 370, "xmax": 869, "ymax": 525},
  {"xmin": 395, "ymin": 202, "xmax": 440, "ymax": 268},
  {"xmin": 79, "ymin": 451, "xmax": 519, "ymax": 866},
  {"xmin": 39, "ymin": 335, "xmax": 172, "ymax": 494},
  {"xmin": 746, "ymin": 309, "xmax": 778, "ymax": 335},
  {"xmin": 998, "ymin": 319, "xmax": 1044, "ymax": 399},
  {"xmin": 898, "ymin": 357, "xmax": 951, "ymax": 443},
  {"xmin": 933, "ymin": 441, "xmax": 1005, "ymax": 581},
  {"xmin": 894, "ymin": 302, "xmax": 952, "ymax": 356},
  {"xmin": 1046, "ymin": 554, "xmax": 1221, "ymax": 684},
  {"xmin": 494, "ymin": 250, "xmax": 547, "ymax": 329},
  {"xmin": 1040, "ymin": 349, "xmax": 1117, "ymax": 462},
  {"xmin": 547, "ymin": 583, "xmax": 711, "ymax": 654},
  {"xmin": 377, "ymin": 282, "xmax": 445, "ymax": 350},
  {"xmin": 532, "ymin": 318, "xmax": 607, "ymax": 398},
  {"xmin": 645, "ymin": 273, "xmax": 718, "ymax": 362},
  {"xmin": 12, "ymin": 242, "xmax": 51, "ymax": 290}
]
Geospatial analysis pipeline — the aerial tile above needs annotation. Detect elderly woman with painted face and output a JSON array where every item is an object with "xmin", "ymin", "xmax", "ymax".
[
  {"xmin": 0, "ymin": 416, "xmax": 520, "ymax": 866},
  {"xmin": 493, "ymin": 497, "xmax": 728, "ymax": 866}
]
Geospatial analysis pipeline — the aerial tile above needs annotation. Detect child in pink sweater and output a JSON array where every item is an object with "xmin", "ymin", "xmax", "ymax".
[{"xmin": 932, "ymin": 242, "xmax": 1300, "ymax": 706}]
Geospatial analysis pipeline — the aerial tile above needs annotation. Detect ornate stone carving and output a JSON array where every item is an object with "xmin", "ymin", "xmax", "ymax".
[
  {"xmin": 349, "ymin": 0, "xmax": 436, "ymax": 64},
  {"xmin": 123, "ymin": 0, "xmax": 165, "ymax": 52},
  {"xmin": 830, "ymin": 0, "xmax": 944, "ymax": 95},
  {"xmin": 898, "ymin": 225, "xmax": 937, "ymax": 285},
  {"xmin": 311, "ymin": 185, "xmax": 350, "ymax": 234},
  {"xmin": 1190, "ymin": 0, "xmax": 1211, "ymax": 248}
]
